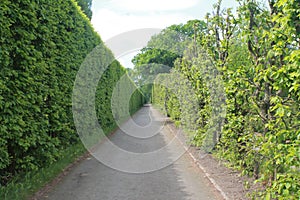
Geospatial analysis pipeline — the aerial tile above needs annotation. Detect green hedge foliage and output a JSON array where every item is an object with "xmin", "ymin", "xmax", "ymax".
[
  {"xmin": 0, "ymin": 0, "xmax": 144, "ymax": 186},
  {"xmin": 96, "ymin": 61, "xmax": 145, "ymax": 134},
  {"xmin": 152, "ymin": 0, "xmax": 299, "ymax": 198}
]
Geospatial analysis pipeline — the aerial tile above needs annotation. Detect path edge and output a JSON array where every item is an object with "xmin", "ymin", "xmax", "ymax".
[{"xmin": 162, "ymin": 119, "xmax": 230, "ymax": 200}]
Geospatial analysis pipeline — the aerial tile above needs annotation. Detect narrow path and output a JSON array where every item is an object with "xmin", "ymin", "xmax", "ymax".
[{"xmin": 42, "ymin": 105, "xmax": 223, "ymax": 200}]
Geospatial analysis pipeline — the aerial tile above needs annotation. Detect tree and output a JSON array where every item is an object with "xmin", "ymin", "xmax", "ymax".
[{"xmin": 130, "ymin": 20, "xmax": 207, "ymax": 101}]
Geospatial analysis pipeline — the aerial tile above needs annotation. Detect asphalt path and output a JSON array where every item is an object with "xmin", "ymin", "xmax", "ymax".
[{"xmin": 42, "ymin": 105, "xmax": 222, "ymax": 200}]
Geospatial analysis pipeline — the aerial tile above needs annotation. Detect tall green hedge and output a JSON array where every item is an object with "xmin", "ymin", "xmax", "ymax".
[
  {"xmin": 0, "ymin": 0, "xmax": 144, "ymax": 186},
  {"xmin": 96, "ymin": 61, "xmax": 145, "ymax": 134}
]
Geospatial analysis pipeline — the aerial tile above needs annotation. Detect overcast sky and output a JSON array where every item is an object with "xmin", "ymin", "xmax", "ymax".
[{"xmin": 90, "ymin": 0, "xmax": 239, "ymax": 68}]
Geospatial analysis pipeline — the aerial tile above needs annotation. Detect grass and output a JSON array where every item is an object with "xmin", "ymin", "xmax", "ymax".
[{"xmin": 0, "ymin": 142, "xmax": 87, "ymax": 200}]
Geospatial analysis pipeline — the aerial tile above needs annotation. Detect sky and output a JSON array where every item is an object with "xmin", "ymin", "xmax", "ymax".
[{"xmin": 90, "ymin": 0, "xmax": 239, "ymax": 68}]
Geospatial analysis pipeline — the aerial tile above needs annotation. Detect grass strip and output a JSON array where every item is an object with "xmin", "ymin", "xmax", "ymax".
[{"xmin": 0, "ymin": 142, "xmax": 87, "ymax": 200}]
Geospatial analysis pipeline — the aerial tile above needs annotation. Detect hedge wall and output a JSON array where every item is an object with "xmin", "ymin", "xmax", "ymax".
[
  {"xmin": 96, "ymin": 61, "xmax": 145, "ymax": 134},
  {"xmin": 152, "ymin": 6, "xmax": 300, "ymax": 197},
  {"xmin": 0, "ymin": 0, "xmax": 144, "ymax": 185}
]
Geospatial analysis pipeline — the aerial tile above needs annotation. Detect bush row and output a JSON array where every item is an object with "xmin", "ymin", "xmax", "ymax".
[
  {"xmin": 152, "ymin": 1, "xmax": 299, "ymax": 198},
  {"xmin": 0, "ymin": 0, "xmax": 144, "ymax": 185}
]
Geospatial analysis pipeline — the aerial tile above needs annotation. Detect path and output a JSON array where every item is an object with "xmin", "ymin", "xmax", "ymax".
[{"xmin": 42, "ymin": 105, "xmax": 223, "ymax": 200}]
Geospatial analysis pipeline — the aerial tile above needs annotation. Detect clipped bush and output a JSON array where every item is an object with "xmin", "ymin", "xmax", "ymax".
[{"xmin": 0, "ymin": 0, "xmax": 144, "ymax": 186}]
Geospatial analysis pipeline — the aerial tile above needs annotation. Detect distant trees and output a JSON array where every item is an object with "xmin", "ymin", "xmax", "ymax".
[{"xmin": 130, "ymin": 20, "xmax": 206, "ymax": 101}]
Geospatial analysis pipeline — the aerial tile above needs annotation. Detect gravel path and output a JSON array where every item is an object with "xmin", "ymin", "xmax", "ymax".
[{"xmin": 41, "ymin": 105, "xmax": 223, "ymax": 200}]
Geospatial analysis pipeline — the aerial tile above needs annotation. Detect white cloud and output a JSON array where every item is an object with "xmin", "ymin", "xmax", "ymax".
[
  {"xmin": 90, "ymin": 0, "xmax": 240, "ymax": 68},
  {"xmin": 118, "ymin": 51, "xmax": 139, "ymax": 69},
  {"xmin": 90, "ymin": 0, "xmax": 206, "ymax": 68},
  {"xmin": 110, "ymin": 0, "xmax": 198, "ymax": 11},
  {"xmin": 91, "ymin": 8, "xmax": 195, "ymax": 68},
  {"xmin": 91, "ymin": 9, "xmax": 194, "ymax": 40}
]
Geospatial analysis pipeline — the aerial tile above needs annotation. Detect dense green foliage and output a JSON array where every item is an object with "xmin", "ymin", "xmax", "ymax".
[
  {"xmin": 152, "ymin": 0, "xmax": 299, "ymax": 198},
  {"xmin": 0, "ymin": 143, "xmax": 86, "ymax": 200},
  {"xmin": 76, "ymin": 0, "xmax": 93, "ymax": 20},
  {"xmin": 130, "ymin": 20, "xmax": 202, "ymax": 101},
  {"xmin": 96, "ymin": 61, "xmax": 145, "ymax": 134},
  {"xmin": 0, "ymin": 0, "xmax": 144, "ymax": 187}
]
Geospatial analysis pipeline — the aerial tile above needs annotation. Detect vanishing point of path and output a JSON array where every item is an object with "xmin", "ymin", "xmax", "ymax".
[{"xmin": 42, "ymin": 105, "xmax": 223, "ymax": 200}]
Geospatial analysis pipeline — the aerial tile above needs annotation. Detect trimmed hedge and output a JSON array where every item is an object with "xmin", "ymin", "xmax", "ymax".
[
  {"xmin": 0, "ymin": 0, "xmax": 144, "ymax": 186},
  {"xmin": 96, "ymin": 61, "xmax": 145, "ymax": 134},
  {"xmin": 152, "ymin": 3, "xmax": 300, "ymax": 197}
]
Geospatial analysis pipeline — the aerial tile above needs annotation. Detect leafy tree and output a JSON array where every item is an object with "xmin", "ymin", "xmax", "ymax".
[
  {"xmin": 130, "ymin": 20, "xmax": 207, "ymax": 101},
  {"xmin": 132, "ymin": 48, "xmax": 179, "ymax": 68}
]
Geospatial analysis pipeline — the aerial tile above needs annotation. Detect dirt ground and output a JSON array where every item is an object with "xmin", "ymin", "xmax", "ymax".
[{"xmin": 166, "ymin": 116, "xmax": 261, "ymax": 200}]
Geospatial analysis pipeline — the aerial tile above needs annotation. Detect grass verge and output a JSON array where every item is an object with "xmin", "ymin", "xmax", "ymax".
[{"xmin": 0, "ymin": 142, "xmax": 87, "ymax": 200}]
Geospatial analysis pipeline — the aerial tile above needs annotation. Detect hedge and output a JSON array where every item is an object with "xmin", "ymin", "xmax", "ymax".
[{"xmin": 0, "ymin": 0, "xmax": 144, "ymax": 186}]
